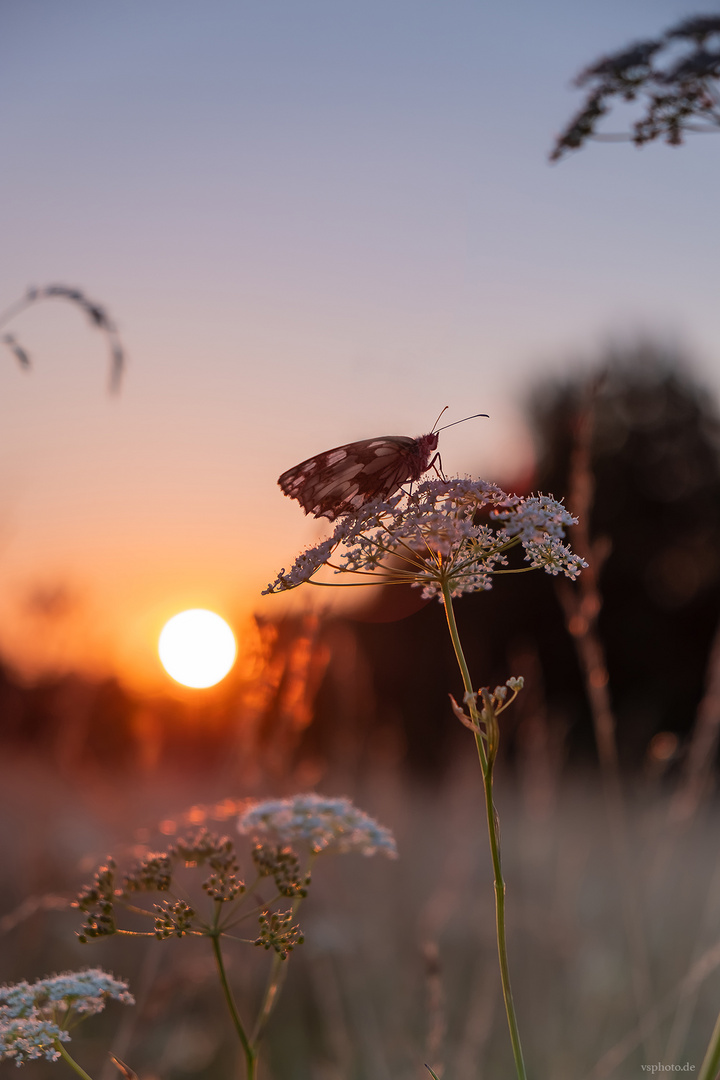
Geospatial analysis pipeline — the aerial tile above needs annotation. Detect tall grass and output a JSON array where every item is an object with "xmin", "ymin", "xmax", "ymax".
[{"xmin": 3, "ymin": 751, "xmax": 720, "ymax": 1078}]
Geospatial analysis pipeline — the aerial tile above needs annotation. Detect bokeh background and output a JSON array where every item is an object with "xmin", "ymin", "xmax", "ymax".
[
  {"xmin": 2, "ymin": 0, "xmax": 720, "ymax": 687},
  {"xmin": 2, "ymin": 2, "xmax": 720, "ymax": 1078}
]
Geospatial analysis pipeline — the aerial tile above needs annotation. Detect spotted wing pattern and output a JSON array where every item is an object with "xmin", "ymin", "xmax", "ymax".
[{"xmin": 278, "ymin": 433, "xmax": 439, "ymax": 520}]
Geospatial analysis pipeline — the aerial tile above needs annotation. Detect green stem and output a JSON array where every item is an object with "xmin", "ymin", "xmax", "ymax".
[
  {"xmin": 441, "ymin": 579, "xmax": 528, "ymax": 1080},
  {"xmin": 210, "ymin": 932, "xmax": 257, "ymax": 1080},
  {"xmin": 251, "ymin": 867, "xmax": 312, "ymax": 1046},
  {"xmin": 55, "ymin": 1040, "xmax": 95, "ymax": 1080},
  {"xmin": 698, "ymin": 1010, "xmax": 720, "ymax": 1080},
  {"xmin": 252, "ymin": 952, "xmax": 286, "ymax": 1047}
]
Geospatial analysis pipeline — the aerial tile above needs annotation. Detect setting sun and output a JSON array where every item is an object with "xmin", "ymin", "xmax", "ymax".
[{"xmin": 158, "ymin": 609, "xmax": 237, "ymax": 688}]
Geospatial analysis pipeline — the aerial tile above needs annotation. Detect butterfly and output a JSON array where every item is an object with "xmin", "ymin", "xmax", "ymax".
[{"xmin": 278, "ymin": 411, "xmax": 488, "ymax": 521}]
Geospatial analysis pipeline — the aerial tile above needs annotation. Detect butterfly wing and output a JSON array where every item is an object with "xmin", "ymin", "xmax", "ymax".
[{"xmin": 278, "ymin": 436, "xmax": 427, "ymax": 520}]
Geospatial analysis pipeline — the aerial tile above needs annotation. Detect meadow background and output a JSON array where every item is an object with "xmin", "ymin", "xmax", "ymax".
[{"xmin": 2, "ymin": 2, "xmax": 720, "ymax": 1078}]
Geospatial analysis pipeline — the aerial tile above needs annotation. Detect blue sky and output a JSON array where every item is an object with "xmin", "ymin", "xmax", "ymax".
[{"xmin": 0, "ymin": 0, "xmax": 717, "ymax": 684}]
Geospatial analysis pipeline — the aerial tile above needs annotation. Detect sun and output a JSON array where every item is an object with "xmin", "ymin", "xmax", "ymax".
[{"xmin": 158, "ymin": 609, "xmax": 237, "ymax": 689}]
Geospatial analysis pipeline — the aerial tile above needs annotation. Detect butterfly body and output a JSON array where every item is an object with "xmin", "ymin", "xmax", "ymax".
[{"xmin": 278, "ymin": 431, "xmax": 440, "ymax": 521}]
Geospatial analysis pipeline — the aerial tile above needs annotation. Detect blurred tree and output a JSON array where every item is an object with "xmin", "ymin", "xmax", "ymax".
[
  {"xmin": 528, "ymin": 344, "xmax": 720, "ymax": 766},
  {"xmin": 304, "ymin": 345, "xmax": 720, "ymax": 778}
]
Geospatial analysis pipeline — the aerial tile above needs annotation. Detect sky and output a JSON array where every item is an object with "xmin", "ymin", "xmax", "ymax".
[{"xmin": 0, "ymin": 0, "xmax": 718, "ymax": 689}]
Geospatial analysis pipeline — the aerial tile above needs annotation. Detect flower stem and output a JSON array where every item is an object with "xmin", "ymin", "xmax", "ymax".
[
  {"xmin": 441, "ymin": 579, "xmax": 528, "ymax": 1080},
  {"xmin": 252, "ymin": 867, "xmax": 312, "ymax": 1046},
  {"xmin": 698, "ymin": 1009, "xmax": 720, "ymax": 1080},
  {"xmin": 210, "ymin": 932, "xmax": 257, "ymax": 1080},
  {"xmin": 55, "ymin": 1041, "xmax": 95, "ymax": 1080},
  {"xmin": 251, "ymin": 953, "xmax": 286, "ymax": 1047}
]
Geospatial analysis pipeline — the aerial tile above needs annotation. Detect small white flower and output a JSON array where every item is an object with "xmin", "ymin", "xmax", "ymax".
[
  {"xmin": 0, "ymin": 969, "xmax": 133, "ymax": 1066},
  {"xmin": 264, "ymin": 477, "xmax": 586, "ymax": 598},
  {"xmin": 238, "ymin": 793, "xmax": 397, "ymax": 858},
  {"xmin": 493, "ymin": 494, "xmax": 577, "ymax": 541},
  {"xmin": 32, "ymin": 970, "xmax": 134, "ymax": 1017},
  {"xmin": 0, "ymin": 1015, "xmax": 69, "ymax": 1065}
]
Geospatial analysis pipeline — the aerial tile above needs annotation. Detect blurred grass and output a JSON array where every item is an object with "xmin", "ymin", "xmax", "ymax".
[{"xmin": 3, "ymin": 750, "xmax": 720, "ymax": 1080}]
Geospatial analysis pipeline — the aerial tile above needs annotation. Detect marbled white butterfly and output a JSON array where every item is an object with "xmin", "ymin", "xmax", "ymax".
[{"xmin": 278, "ymin": 411, "xmax": 488, "ymax": 520}]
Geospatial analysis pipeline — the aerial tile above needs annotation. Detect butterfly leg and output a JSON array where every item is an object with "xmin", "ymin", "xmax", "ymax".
[
  {"xmin": 428, "ymin": 452, "xmax": 446, "ymax": 481},
  {"xmin": 403, "ymin": 452, "xmax": 445, "ymax": 498}
]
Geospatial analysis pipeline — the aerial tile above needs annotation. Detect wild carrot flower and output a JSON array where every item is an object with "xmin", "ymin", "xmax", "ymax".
[
  {"xmin": 238, "ymin": 793, "xmax": 397, "ymax": 857},
  {"xmin": 264, "ymin": 477, "xmax": 586, "ymax": 598},
  {"xmin": 0, "ymin": 1016, "xmax": 70, "ymax": 1066},
  {"xmin": 264, "ymin": 472, "xmax": 586, "ymax": 1080},
  {"xmin": 0, "ymin": 969, "xmax": 133, "ymax": 1066}
]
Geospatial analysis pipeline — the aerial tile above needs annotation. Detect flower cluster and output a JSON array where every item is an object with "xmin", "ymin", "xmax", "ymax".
[
  {"xmin": 154, "ymin": 899, "xmax": 196, "ymax": 939},
  {"xmin": 238, "ymin": 794, "xmax": 398, "ymax": 858},
  {"xmin": 75, "ymin": 860, "xmax": 118, "ymax": 942},
  {"xmin": 450, "ymin": 677, "xmax": 526, "ymax": 765},
  {"xmin": 255, "ymin": 910, "xmax": 304, "ymax": 959},
  {"xmin": 124, "ymin": 853, "xmax": 172, "ymax": 894},
  {"xmin": 264, "ymin": 478, "xmax": 586, "ymax": 600},
  {"xmin": 251, "ymin": 843, "xmax": 312, "ymax": 898},
  {"xmin": 75, "ymin": 831, "xmax": 247, "ymax": 943},
  {"xmin": 169, "ymin": 831, "xmax": 245, "ymax": 901},
  {"xmin": 0, "ymin": 969, "xmax": 133, "ymax": 1066},
  {"xmin": 0, "ymin": 1016, "xmax": 69, "ymax": 1066}
]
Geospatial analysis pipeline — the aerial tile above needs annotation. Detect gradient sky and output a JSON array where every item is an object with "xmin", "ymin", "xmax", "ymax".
[{"xmin": 0, "ymin": 0, "xmax": 718, "ymax": 688}]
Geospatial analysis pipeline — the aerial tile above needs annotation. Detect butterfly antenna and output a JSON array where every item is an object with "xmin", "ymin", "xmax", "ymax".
[
  {"xmin": 430, "ymin": 405, "xmax": 450, "ymax": 433},
  {"xmin": 434, "ymin": 412, "xmax": 489, "ymax": 433}
]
